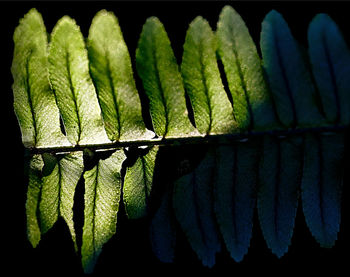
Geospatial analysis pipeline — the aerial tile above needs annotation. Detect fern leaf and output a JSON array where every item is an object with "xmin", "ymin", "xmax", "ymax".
[
  {"xmin": 136, "ymin": 17, "xmax": 199, "ymax": 138},
  {"xmin": 260, "ymin": 10, "xmax": 325, "ymax": 128},
  {"xmin": 11, "ymin": 9, "xmax": 70, "ymax": 148},
  {"xmin": 48, "ymin": 16, "xmax": 110, "ymax": 145},
  {"xmin": 308, "ymin": 13, "xmax": 350, "ymax": 125},
  {"xmin": 173, "ymin": 147, "xmax": 221, "ymax": 267},
  {"xmin": 123, "ymin": 146, "xmax": 159, "ymax": 219},
  {"xmin": 88, "ymin": 10, "xmax": 154, "ymax": 141},
  {"xmin": 258, "ymin": 135, "xmax": 302, "ymax": 257},
  {"xmin": 181, "ymin": 16, "xmax": 237, "ymax": 135},
  {"xmin": 150, "ymin": 188, "xmax": 177, "ymax": 263},
  {"xmin": 39, "ymin": 152, "xmax": 84, "ymax": 251},
  {"xmin": 301, "ymin": 133, "xmax": 344, "ymax": 247},
  {"xmin": 26, "ymin": 154, "xmax": 44, "ymax": 248},
  {"xmin": 81, "ymin": 150, "xmax": 126, "ymax": 273},
  {"xmin": 214, "ymin": 141, "xmax": 259, "ymax": 262},
  {"xmin": 216, "ymin": 6, "xmax": 277, "ymax": 131}
]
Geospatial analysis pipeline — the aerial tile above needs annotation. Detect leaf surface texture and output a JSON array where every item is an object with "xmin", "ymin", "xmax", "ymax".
[
  {"xmin": 308, "ymin": 13, "xmax": 350, "ymax": 125},
  {"xmin": 136, "ymin": 17, "xmax": 198, "ymax": 138},
  {"xmin": 81, "ymin": 150, "xmax": 126, "ymax": 273},
  {"xmin": 173, "ymin": 147, "xmax": 221, "ymax": 267},
  {"xmin": 48, "ymin": 16, "xmax": 109, "ymax": 145},
  {"xmin": 258, "ymin": 136, "xmax": 302, "ymax": 257},
  {"xmin": 123, "ymin": 146, "xmax": 159, "ymax": 219},
  {"xmin": 261, "ymin": 10, "xmax": 325, "ymax": 127},
  {"xmin": 26, "ymin": 154, "xmax": 44, "ymax": 248},
  {"xmin": 11, "ymin": 9, "xmax": 70, "ymax": 148},
  {"xmin": 181, "ymin": 16, "xmax": 237, "ymax": 135},
  {"xmin": 302, "ymin": 133, "xmax": 344, "ymax": 247},
  {"xmin": 39, "ymin": 152, "xmax": 84, "ymax": 251},
  {"xmin": 88, "ymin": 10, "xmax": 154, "ymax": 141},
  {"xmin": 214, "ymin": 142, "xmax": 259, "ymax": 262},
  {"xmin": 217, "ymin": 6, "xmax": 277, "ymax": 131}
]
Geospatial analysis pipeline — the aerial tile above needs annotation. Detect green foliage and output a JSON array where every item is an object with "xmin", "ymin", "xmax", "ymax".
[
  {"xmin": 308, "ymin": 14, "xmax": 350, "ymax": 125},
  {"xmin": 82, "ymin": 150, "xmax": 125, "ymax": 273},
  {"xmin": 214, "ymin": 142, "xmax": 259, "ymax": 262},
  {"xmin": 217, "ymin": 6, "xmax": 277, "ymax": 131},
  {"xmin": 88, "ymin": 10, "xmax": 154, "ymax": 142},
  {"xmin": 301, "ymin": 133, "xmax": 344, "ymax": 248},
  {"xmin": 11, "ymin": 9, "xmax": 70, "ymax": 148},
  {"xmin": 136, "ymin": 17, "xmax": 199, "ymax": 138},
  {"xmin": 49, "ymin": 16, "xmax": 110, "ymax": 145},
  {"xmin": 258, "ymin": 135, "xmax": 302, "ymax": 257},
  {"xmin": 181, "ymin": 16, "xmax": 237, "ymax": 135},
  {"xmin": 40, "ymin": 152, "xmax": 84, "ymax": 251},
  {"xmin": 12, "ymin": 5, "xmax": 349, "ymax": 273},
  {"xmin": 123, "ymin": 146, "xmax": 159, "ymax": 219},
  {"xmin": 25, "ymin": 154, "xmax": 44, "ymax": 247},
  {"xmin": 173, "ymin": 147, "xmax": 221, "ymax": 267},
  {"xmin": 261, "ymin": 10, "xmax": 325, "ymax": 128}
]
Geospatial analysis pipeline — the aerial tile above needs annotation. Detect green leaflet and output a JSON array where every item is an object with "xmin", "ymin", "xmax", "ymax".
[
  {"xmin": 26, "ymin": 154, "xmax": 44, "ymax": 248},
  {"xmin": 308, "ymin": 14, "xmax": 350, "ymax": 125},
  {"xmin": 301, "ymin": 133, "xmax": 344, "ymax": 247},
  {"xmin": 306, "ymin": 14, "xmax": 347, "ymax": 247},
  {"xmin": 150, "ymin": 188, "xmax": 176, "ymax": 263},
  {"xmin": 11, "ymin": 9, "xmax": 70, "ymax": 148},
  {"xmin": 260, "ymin": 10, "xmax": 325, "ymax": 128},
  {"xmin": 11, "ymin": 7, "xmax": 350, "ymax": 272},
  {"xmin": 88, "ymin": 10, "xmax": 154, "ymax": 141},
  {"xmin": 173, "ymin": 147, "xmax": 221, "ymax": 267},
  {"xmin": 123, "ymin": 146, "xmax": 159, "ymax": 219},
  {"xmin": 39, "ymin": 152, "xmax": 84, "ymax": 252},
  {"xmin": 258, "ymin": 135, "xmax": 302, "ymax": 258},
  {"xmin": 136, "ymin": 17, "xmax": 199, "ymax": 138},
  {"xmin": 216, "ymin": 6, "xmax": 277, "ymax": 131},
  {"xmin": 181, "ymin": 16, "xmax": 237, "ymax": 135},
  {"xmin": 214, "ymin": 142, "xmax": 259, "ymax": 262},
  {"xmin": 48, "ymin": 16, "xmax": 110, "ymax": 146},
  {"xmin": 81, "ymin": 150, "xmax": 126, "ymax": 273}
]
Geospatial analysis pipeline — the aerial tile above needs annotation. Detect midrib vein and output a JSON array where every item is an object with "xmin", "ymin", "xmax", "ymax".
[
  {"xmin": 141, "ymin": 157, "xmax": 149, "ymax": 209},
  {"xmin": 273, "ymin": 138, "xmax": 281, "ymax": 244},
  {"xmin": 198, "ymin": 42, "xmax": 213, "ymax": 135},
  {"xmin": 91, "ymin": 163, "xmax": 99, "ymax": 261},
  {"xmin": 317, "ymin": 135, "xmax": 326, "ymax": 231},
  {"xmin": 273, "ymin": 29, "xmax": 297, "ymax": 128},
  {"xmin": 228, "ymin": 24, "xmax": 254, "ymax": 129},
  {"xmin": 152, "ymin": 44, "xmax": 169, "ymax": 138},
  {"xmin": 321, "ymin": 34, "xmax": 340, "ymax": 123},
  {"xmin": 57, "ymin": 161, "xmax": 62, "ymax": 217},
  {"xmin": 105, "ymin": 50, "xmax": 121, "ymax": 139},
  {"xmin": 231, "ymin": 146, "xmax": 238, "ymax": 245},
  {"xmin": 25, "ymin": 51, "xmax": 38, "ymax": 146},
  {"xmin": 65, "ymin": 51, "xmax": 82, "ymax": 143}
]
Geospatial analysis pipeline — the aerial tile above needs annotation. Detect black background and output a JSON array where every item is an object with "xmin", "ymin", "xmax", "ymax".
[{"xmin": 1, "ymin": 1, "xmax": 349, "ymax": 275}]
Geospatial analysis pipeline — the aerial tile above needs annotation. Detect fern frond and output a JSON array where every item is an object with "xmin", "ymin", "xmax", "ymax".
[{"xmin": 11, "ymin": 5, "xmax": 349, "ymax": 273}]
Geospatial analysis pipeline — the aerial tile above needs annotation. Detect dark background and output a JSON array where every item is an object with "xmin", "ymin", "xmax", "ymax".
[{"xmin": 1, "ymin": 1, "xmax": 349, "ymax": 275}]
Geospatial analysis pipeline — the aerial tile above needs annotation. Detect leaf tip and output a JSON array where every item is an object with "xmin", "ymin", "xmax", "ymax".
[{"xmin": 264, "ymin": 9, "xmax": 284, "ymax": 24}]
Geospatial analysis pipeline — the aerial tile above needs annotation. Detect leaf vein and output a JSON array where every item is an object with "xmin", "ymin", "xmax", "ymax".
[
  {"xmin": 65, "ymin": 51, "xmax": 82, "ymax": 143},
  {"xmin": 198, "ymin": 42, "xmax": 213, "ymax": 134},
  {"xmin": 227, "ymin": 24, "xmax": 254, "ymax": 129},
  {"xmin": 25, "ymin": 50, "xmax": 38, "ymax": 145},
  {"xmin": 105, "ymin": 50, "xmax": 121, "ymax": 139},
  {"xmin": 151, "ymin": 45, "xmax": 169, "ymax": 137},
  {"xmin": 274, "ymin": 138, "xmax": 281, "ymax": 244},
  {"xmin": 321, "ymin": 34, "xmax": 340, "ymax": 123},
  {"xmin": 273, "ymin": 31, "xmax": 297, "ymax": 128}
]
